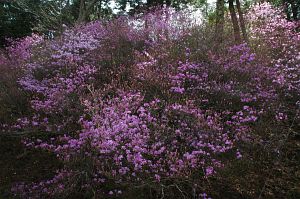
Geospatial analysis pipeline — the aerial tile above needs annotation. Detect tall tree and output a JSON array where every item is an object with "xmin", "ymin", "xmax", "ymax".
[
  {"xmin": 0, "ymin": 1, "xmax": 36, "ymax": 46},
  {"xmin": 236, "ymin": 0, "xmax": 247, "ymax": 41},
  {"xmin": 116, "ymin": 0, "xmax": 193, "ymax": 14},
  {"xmin": 215, "ymin": 0, "xmax": 225, "ymax": 45},
  {"xmin": 228, "ymin": 0, "xmax": 241, "ymax": 43},
  {"xmin": 290, "ymin": 0, "xmax": 299, "ymax": 20},
  {"xmin": 77, "ymin": 0, "xmax": 102, "ymax": 23}
]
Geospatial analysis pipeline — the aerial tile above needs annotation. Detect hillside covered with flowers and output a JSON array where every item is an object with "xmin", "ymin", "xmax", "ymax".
[{"xmin": 0, "ymin": 1, "xmax": 299, "ymax": 198}]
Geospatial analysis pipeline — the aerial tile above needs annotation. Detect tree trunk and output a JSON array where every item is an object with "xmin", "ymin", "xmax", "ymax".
[
  {"xmin": 97, "ymin": 0, "xmax": 102, "ymax": 19},
  {"xmin": 215, "ymin": 0, "xmax": 225, "ymax": 45},
  {"xmin": 236, "ymin": 0, "xmax": 247, "ymax": 42},
  {"xmin": 228, "ymin": 0, "xmax": 241, "ymax": 43},
  {"xmin": 291, "ymin": 0, "xmax": 299, "ymax": 20},
  {"xmin": 283, "ymin": 0, "xmax": 291, "ymax": 20},
  {"xmin": 77, "ymin": 0, "xmax": 99, "ymax": 23},
  {"xmin": 77, "ymin": 0, "xmax": 87, "ymax": 23}
]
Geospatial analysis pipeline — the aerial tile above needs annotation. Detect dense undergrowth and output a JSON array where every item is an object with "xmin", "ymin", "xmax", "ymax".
[{"xmin": 0, "ymin": 3, "xmax": 299, "ymax": 199}]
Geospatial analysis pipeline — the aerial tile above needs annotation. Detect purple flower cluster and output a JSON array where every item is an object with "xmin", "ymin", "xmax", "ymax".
[
  {"xmin": 32, "ymin": 91, "xmax": 233, "ymax": 180},
  {"xmin": 248, "ymin": 3, "xmax": 300, "ymax": 94}
]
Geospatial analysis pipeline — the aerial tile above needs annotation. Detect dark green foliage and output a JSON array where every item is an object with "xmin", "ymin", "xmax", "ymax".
[{"xmin": 0, "ymin": 1, "xmax": 36, "ymax": 46}]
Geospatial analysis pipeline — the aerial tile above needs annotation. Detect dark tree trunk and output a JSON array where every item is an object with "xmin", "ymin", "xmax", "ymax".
[
  {"xmin": 291, "ymin": 0, "xmax": 299, "ymax": 20},
  {"xmin": 77, "ymin": 0, "xmax": 87, "ymax": 23},
  {"xmin": 236, "ymin": 0, "xmax": 247, "ymax": 42},
  {"xmin": 283, "ymin": 0, "xmax": 291, "ymax": 20},
  {"xmin": 228, "ymin": 0, "xmax": 241, "ymax": 43},
  {"xmin": 77, "ymin": 0, "xmax": 99, "ymax": 23},
  {"xmin": 97, "ymin": 0, "xmax": 102, "ymax": 19},
  {"xmin": 215, "ymin": 0, "xmax": 225, "ymax": 45}
]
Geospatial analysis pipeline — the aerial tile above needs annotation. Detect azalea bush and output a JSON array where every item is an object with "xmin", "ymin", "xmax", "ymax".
[
  {"xmin": 0, "ymin": 34, "xmax": 44, "ymax": 128},
  {"xmin": 1, "ymin": 3, "xmax": 299, "ymax": 198}
]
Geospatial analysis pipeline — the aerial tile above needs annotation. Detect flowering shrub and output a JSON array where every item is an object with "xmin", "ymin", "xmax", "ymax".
[
  {"xmin": 248, "ymin": 3, "xmax": 300, "ymax": 94},
  {"xmin": 2, "ymin": 3, "xmax": 298, "ymax": 199},
  {"xmin": 6, "ymin": 33, "xmax": 44, "ymax": 64},
  {"xmin": 18, "ymin": 90, "xmax": 234, "ymax": 197},
  {"xmin": 0, "ymin": 34, "xmax": 44, "ymax": 128}
]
